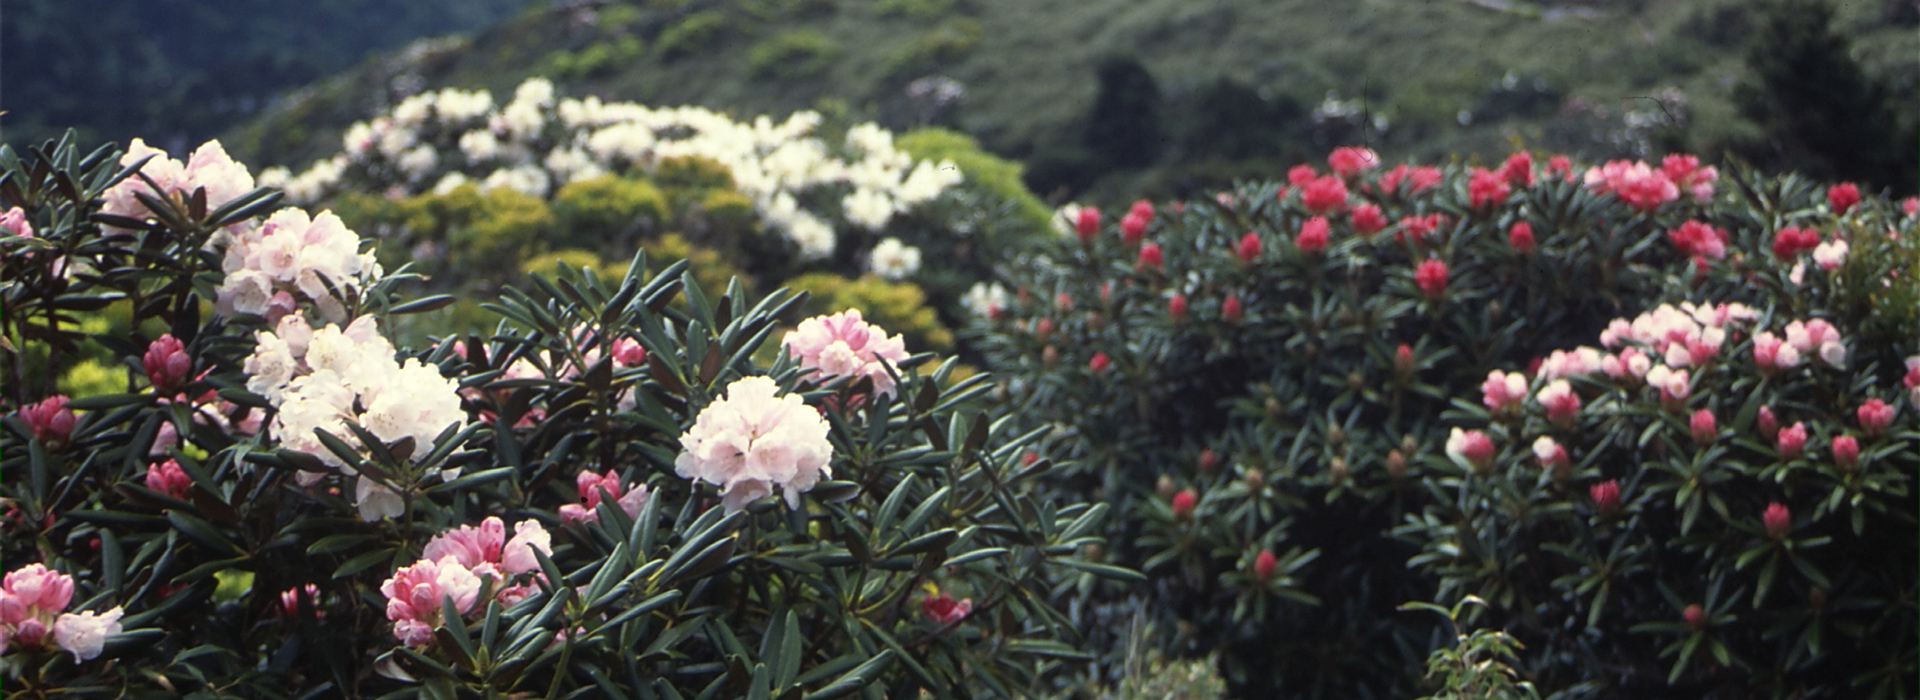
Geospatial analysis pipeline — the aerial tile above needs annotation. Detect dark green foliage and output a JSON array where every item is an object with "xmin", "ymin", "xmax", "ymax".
[
  {"xmin": 1082, "ymin": 57, "xmax": 1168, "ymax": 172},
  {"xmin": 1735, "ymin": 0, "xmax": 1916, "ymax": 193}
]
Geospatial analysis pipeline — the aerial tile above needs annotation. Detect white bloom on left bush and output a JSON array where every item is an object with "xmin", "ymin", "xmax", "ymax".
[
  {"xmin": 867, "ymin": 237, "xmax": 922, "ymax": 280},
  {"xmin": 244, "ymin": 315, "xmax": 468, "ymax": 521},
  {"xmin": 675, "ymin": 376, "xmax": 833, "ymax": 513}
]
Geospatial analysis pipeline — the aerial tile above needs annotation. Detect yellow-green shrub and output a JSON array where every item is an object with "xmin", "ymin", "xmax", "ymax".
[
  {"xmin": 897, "ymin": 127, "xmax": 1051, "ymax": 235},
  {"xmin": 747, "ymin": 30, "xmax": 839, "ymax": 79},
  {"xmin": 553, "ymin": 174, "xmax": 669, "ymax": 248}
]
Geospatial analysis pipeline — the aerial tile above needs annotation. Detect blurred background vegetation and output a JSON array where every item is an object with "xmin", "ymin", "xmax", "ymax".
[{"xmin": 4, "ymin": 0, "xmax": 1912, "ymax": 202}]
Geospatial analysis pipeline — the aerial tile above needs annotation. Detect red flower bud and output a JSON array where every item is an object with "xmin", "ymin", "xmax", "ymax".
[
  {"xmin": 1831, "ymin": 435, "xmax": 1859, "ymax": 471},
  {"xmin": 1589, "ymin": 479, "xmax": 1621, "ymax": 516},
  {"xmin": 1171, "ymin": 488, "xmax": 1197, "ymax": 520},
  {"xmin": 1682, "ymin": 603, "xmax": 1706, "ymax": 631},
  {"xmin": 1236, "ymin": 231, "xmax": 1262, "ymax": 264},
  {"xmin": 1089, "ymin": 351, "xmax": 1111, "ymax": 374},
  {"xmin": 1253, "ymin": 549, "xmax": 1278, "ymax": 582},
  {"xmin": 1296, "ymin": 216, "xmax": 1330, "ymax": 255},
  {"xmin": 1508, "ymin": 221, "xmax": 1535, "ymax": 254},
  {"xmin": 1034, "ymin": 317, "xmax": 1054, "ymax": 342},
  {"xmin": 1129, "ymin": 199, "xmax": 1154, "ymax": 220},
  {"xmin": 1137, "ymin": 242, "xmax": 1163, "ymax": 270},
  {"xmin": 18, "ymin": 395, "xmax": 76, "ymax": 450},
  {"xmin": 1857, "ymin": 398, "xmax": 1895, "ymax": 437},
  {"xmin": 1351, "ymin": 203, "xmax": 1386, "ymax": 236},
  {"xmin": 1197, "ymin": 448, "xmax": 1218, "ymax": 475},
  {"xmin": 612, "ymin": 337, "xmax": 647, "ymax": 367},
  {"xmin": 1222, "ymin": 294, "xmax": 1243, "ymax": 323},
  {"xmin": 1467, "ymin": 167, "xmax": 1510, "ymax": 209},
  {"xmin": 1021, "ymin": 450, "xmax": 1040, "ymax": 466},
  {"xmin": 144, "ymin": 334, "xmax": 193, "ymax": 393},
  {"xmin": 1168, "ymin": 293, "xmax": 1188, "ymax": 321},
  {"xmin": 1827, "ymin": 182, "xmax": 1860, "ymax": 214},
  {"xmin": 1763, "ymin": 502, "xmax": 1791, "ymax": 539},
  {"xmin": 1777, "ymin": 421, "xmax": 1807, "ymax": 459},
  {"xmin": 1394, "ymin": 343, "xmax": 1415, "ymax": 378},
  {"xmin": 1120, "ymin": 212, "xmax": 1148, "ymax": 245},
  {"xmin": 1690, "ymin": 409, "xmax": 1716, "ymax": 446},
  {"xmin": 1757, "ymin": 406, "xmax": 1779, "ymax": 440},
  {"xmin": 921, "ymin": 591, "xmax": 972, "ymax": 625},
  {"xmin": 1414, "ymin": 259, "xmax": 1449, "ymax": 299},
  {"xmin": 146, "ymin": 459, "xmax": 193, "ymax": 500},
  {"xmin": 1075, "ymin": 206, "xmax": 1100, "ymax": 243}
]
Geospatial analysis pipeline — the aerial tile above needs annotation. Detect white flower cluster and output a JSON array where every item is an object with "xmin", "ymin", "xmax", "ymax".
[
  {"xmin": 217, "ymin": 208, "xmax": 382, "ymax": 323},
  {"xmin": 245, "ymin": 315, "xmax": 468, "ymax": 521},
  {"xmin": 273, "ymin": 79, "xmax": 964, "ymax": 261},
  {"xmin": 675, "ymin": 376, "xmax": 833, "ymax": 513},
  {"xmin": 103, "ymin": 139, "xmax": 256, "ymax": 228},
  {"xmin": 867, "ymin": 237, "xmax": 922, "ymax": 280},
  {"xmin": 961, "ymin": 282, "xmax": 1010, "ymax": 318}
]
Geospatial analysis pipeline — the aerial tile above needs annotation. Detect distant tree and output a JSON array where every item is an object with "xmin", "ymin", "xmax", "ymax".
[
  {"xmin": 1176, "ymin": 77, "xmax": 1302, "ymax": 163},
  {"xmin": 1735, "ymin": 0, "xmax": 1915, "ymax": 193},
  {"xmin": 1082, "ymin": 56, "xmax": 1167, "ymax": 171}
]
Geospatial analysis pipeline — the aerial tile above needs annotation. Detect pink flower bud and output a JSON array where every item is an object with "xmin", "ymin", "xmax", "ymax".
[
  {"xmin": 1508, "ymin": 221, "xmax": 1535, "ymax": 253},
  {"xmin": 143, "ymin": 334, "xmax": 193, "ymax": 393},
  {"xmin": 279, "ymin": 583, "xmax": 321, "ymax": 618},
  {"xmin": 1501, "ymin": 151, "xmax": 1535, "ymax": 187},
  {"xmin": 1236, "ymin": 231, "xmax": 1262, "ymax": 264},
  {"xmin": 1776, "ymin": 421, "xmax": 1807, "ymax": 460},
  {"xmin": 1137, "ymin": 242, "xmax": 1163, "ymax": 270},
  {"xmin": 1222, "ymin": 294, "xmax": 1243, "ymax": 323},
  {"xmin": 1167, "ymin": 293, "xmax": 1189, "ymax": 322},
  {"xmin": 1253, "ymin": 549, "xmax": 1278, "ymax": 581},
  {"xmin": 1857, "ymin": 398, "xmax": 1895, "ymax": 437},
  {"xmin": 1075, "ymin": 206, "xmax": 1100, "ymax": 243},
  {"xmin": 1120, "ymin": 212, "xmax": 1148, "ymax": 245},
  {"xmin": 18, "ymin": 396, "xmax": 76, "ymax": 449},
  {"xmin": 921, "ymin": 591, "xmax": 972, "ymax": 625},
  {"xmin": 1089, "ymin": 351, "xmax": 1111, "ymax": 374},
  {"xmin": 1414, "ymin": 259, "xmax": 1449, "ymax": 299},
  {"xmin": 1300, "ymin": 175, "xmax": 1349, "ymax": 213},
  {"xmin": 1171, "ymin": 489, "xmax": 1197, "ymax": 520},
  {"xmin": 1589, "ymin": 479, "xmax": 1621, "ymax": 516},
  {"xmin": 1690, "ymin": 409, "xmax": 1716, "ymax": 446},
  {"xmin": 1682, "ymin": 603, "xmax": 1706, "ymax": 631},
  {"xmin": 1827, "ymin": 182, "xmax": 1860, "ymax": 214},
  {"xmin": 1446, "ymin": 428, "xmax": 1496, "ymax": 473},
  {"xmin": 1129, "ymin": 199, "xmax": 1154, "ymax": 220},
  {"xmin": 1547, "ymin": 155, "xmax": 1573, "ymax": 178},
  {"xmin": 612, "ymin": 337, "xmax": 647, "ymax": 367},
  {"xmin": 1758, "ymin": 406, "xmax": 1779, "ymax": 440},
  {"xmin": 1034, "ymin": 317, "xmax": 1054, "ymax": 342},
  {"xmin": 1831, "ymin": 435, "xmax": 1859, "ymax": 471},
  {"xmin": 1468, "ymin": 167, "xmax": 1510, "ymax": 209},
  {"xmin": 4, "ymin": 564, "xmax": 75, "ymax": 613},
  {"xmin": 0, "ymin": 207, "xmax": 34, "ymax": 238},
  {"xmin": 1351, "ymin": 203, "xmax": 1386, "ymax": 236},
  {"xmin": 1763, "ymin": 502, "xmax": 1791, "ymax": 539},
  {"xmin": 1395, "ymin": 344, "xmax": 1415, "ymax": 378},
  {"xmin": 1197, "ymin": 448, "xmax": 1218, "ymax": 475},
  {"xmin": 1296, "ymin": 216, "xmax": 1330, "ymax": 255},
  {"xmin": 1537, "ymin": 379, "xmax": 1581, "ymax": 428},
  {"xmin": 1327, "ymin": 146, "xmax": 1379, "ymax": 177},
  {"xmin": 145, "ymin": 459, "xmax": 193, "ymax": 500},
  {"xmin": 1482, "ymin": 370, "xmax": 1528, "ymax": 414}
]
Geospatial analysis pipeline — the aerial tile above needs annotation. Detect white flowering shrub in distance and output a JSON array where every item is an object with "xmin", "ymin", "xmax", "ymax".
[
  {"xmin": 261, "ymin": 78, "xmax": 962, "ymax": 262},
  {"xmin": 0, "ymin": 133, "xmax": 1113, "ymax": 698}
]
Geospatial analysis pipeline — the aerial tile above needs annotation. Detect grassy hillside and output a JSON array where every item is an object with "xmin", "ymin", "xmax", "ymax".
[{"xmin": 225, "ymin": 0, "xmax": 1918, "ymax": 198}]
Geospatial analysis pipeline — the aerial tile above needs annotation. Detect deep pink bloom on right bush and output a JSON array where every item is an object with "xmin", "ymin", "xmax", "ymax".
[
  {"xmin": 1299, "ymin": 175, "xmax": 1348, "ymax": 213},
  {"xmin": 1089, "ymin": 351, "xmax": 1111, "ymax": 374},
  {"xmin": 1377, "ymin": 163, "xmax": 1443, "ymax": 194},
  {"xmin": 1668, "ymin": 221, "xmax": 1728, "ymax": 261},
  {"xmin": 143, "ymin": 334, "xmax": 193, "ymax": 393},
  {"xmin": 1585, "ymin": 160, "xmax": 1678, "ymax": 210},
  {"xmin": 1171, "ymin": 489, "xmax": 1197, "ymax": 520},
  {"xmin": 1589, "ymin": 479, "xmax": 1621, "ymax": 516},
  {"xmin": 1236, "ymin": 231, "xmax": 1261, "ymax": 264},
  {"xmin": 1776, "ymin": 422, "xmax": 1807, "ymax": 460},
  {"xmin": 1253, "ymin": 549, "xmax": 1278, "ymax": 581},
  {"xmin": 1468, "ymin": 167, "xmax": 1510, "ymax": 209},
  {"xmin": 1683, "ymin": 604, "xmax": 1706, "ymax": 630},
  {"xmin": 381, "ymin": 557, "xmax": 482, "ymax": 647},
  {"xmin": 1120, "ymin": 211, "xmax": 1148, "ymax": 245},
  {"xmin": 1771, "ymin": 226, "xmax": 1821, "ymax": 261},
  {"xmin": 1831, "ymin": 435, "xmax": 1860, "ymax": 471},
  {"xmin": 611, "ymin": 337, "xmax": 647, "ymax": 367},
  {"xmin": 1327, "ymin": 146, "xmax": 1379, "ymax": 177},
  {"xmin": 1222, "ymin": 294, "xmax": 1243, "ymax": 323},
  {"xmin": 1827, "ymin": 182, "xmax": 1860, "ymax": 214},
  {"xmin": 1414, "ymin": 259, "xmax": 1448, "ymax": 299},
  {"xmin": 1351, "ymin": 203, "xmax": 1386, "ymax": 236},
  {"xmin": 146, "ymin": 459, "xmax": 193, "ymax": 500},
  {"xmin": 1137, "ymin": 241, "xmax": 1163, "ymax": 270},
  {"xmin": 1287, "ymin": 164, "xmax": 1318, "ymax": 186},
  {"xmin": 559, "ymin": 471, "xmax": 650, "ymax": 525},
  {"xmin": 1690, "ymin": 409, "xmax": 1717, "ymax": 446},
  {"xmin": 1857, "ymin": 398, "xmax": 1895, "ymax": 436},
  {"xmin": 1074, "ymin": 206, "xmax": 1100, "ymax": 243},
  {"xmin": 1763, "ymin": 502, "xmax": 1791, "ymax": 539},
  {"xmin": 18, "ymin": 396, "xmax": 75, "ymax": 449},
  {"xmin": 921, "ymin": 591, "xmax": 972, "ymax": 625},
  {"xmin": 1500, "ymin": 151, "xmax": 1534, "ymax": 187},
  {"xmin": 1537, "ymin": 379, "xmax": 1581, "ymax": 428},
  {"xmin": 1481, "ymin": 370, "xmax": 1528, "ymax": 414},
  {"xmin": 1660, "ymin": 154, "xmax": 1717, "ymax": 201},
  {"xmin": 1167, "ymin": 293, "xmax": 1188, "ymax": 321},
  {"xmin": 1446, "ymin": 428, "xmax": 1495, "ymax": 472},
  {"xmin": 1508, "ymin": 222, "xmax": 1535, "ymax": 253},
  {"xmin": 1296, "ymin": 216, "xmax": 1330, "ymax": 255},
  {"xmin": 1758, "ymin": 406, "xmax": 1780, "ymax": 440}
]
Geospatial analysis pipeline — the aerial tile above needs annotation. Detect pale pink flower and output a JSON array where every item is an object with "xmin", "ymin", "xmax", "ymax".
[
  {"xmin": 0, "ymin": 207, "xmax": 33, "ymax": 238},
  {"xmin": 1812, "ymin": 239, "xmax": 1848, "ymax": 270},
  {"xmin": 782, "ymin": 310, "xmax": 911, "ymax": 397},
  {"xmin": 1532, "ymin": 436, "xmax": 1569, "ymax": 470},
  {"xmin": 675, "ymin": 376, "xmax": 834, "ymax": 512},
  {"xmin": 51, "ymin": 607, "xmax": 123, "ymax": 661},
  {"xmin": 1537, "ymin": 380, "xmax": 1581, "ymax": 428},
  {"xmin": 1446, "ymin": 428, "xmax": 1496, "ymax": 472},
  {"xmin": 422, "ymin": 517, "xmax": 552, "ymax": 578},
  {"xmin": 1752, "ymin": 331, "xmax": 1801, "ymax": 374},
  {"xmin": 1481, "ymin": 370, "xmax": 1529, "ymax": 414}
]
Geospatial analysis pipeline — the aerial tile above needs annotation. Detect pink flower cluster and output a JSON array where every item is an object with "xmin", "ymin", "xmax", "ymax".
[
  {"xmin": 384, "ymin": 517, "xmax": 553, "ymax": 646},
  {"xmin": 0, "ymin": 564, "xmax": 124, "ymax": 661},
  {"xmin": 101, "ymin": 139, "xmax": 255, "ymax": 227},
  {"xmin": 1753, "ymin": 319, "xmax": 1847, "ymax": 374},
  {"xmin": 217, "ymin": 208, "xmax": 380, "ymax": 323},
  {"xmin": 1327, "ymin": 146, "xmax": 1379, "ymax": 177},
  {"xmin": 1666, "ymin": 221, "xmax": 1728, "ymax": 262},
  {"xmin": 16, "ymin": 396, "xmax": 77, "ymax": 450},
  {"xmin": 1375, "ymin": 163, "xmax": 1443, "ymax": 195},
  {"xmin": 783, "ymin": 310, "xmax": 911, "ymax": 397},
  {"xmin": 1481, "ymin": 370, "xmax": 1528, "ymax": 415},
  {"xmin": 558, "ymin": 471, "xmax": 650, "ymax": 525},
  {"xmin": 1446, "ymin": 428, "xmax": 1496, "ymax": 472},
  {"xmin": 1598, "ymin": 302, "xmax": 1755, "ymax": 372},
  {"xmin": 675, "ymin": 376, "xmax": 834, "ymax": 512},
  {"xmin": 1584, "ymin": 155, "xmax": 1714, "ymax": 210},
  {"xmin": 1, "ymin": 206, "xmax": 34, "ymax": 238}
]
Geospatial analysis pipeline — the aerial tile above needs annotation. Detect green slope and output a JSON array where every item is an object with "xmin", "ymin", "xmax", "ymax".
[{"xmin": 224, "ymin": 0, "xmax": 1917, "ymax": 196}]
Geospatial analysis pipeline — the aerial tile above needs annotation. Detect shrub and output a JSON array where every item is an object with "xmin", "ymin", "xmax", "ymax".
[
  {"xmin": 971, "ymin": 149, "xmax": 1918, "ymax": 697},
  {"xmin": 655, "ymin": 10, "xmax": 729, "ymax": 61},
  {"xmin": 552, "ymin": 173, "xmax": 670, "ymax": 250},
  {"xmin": 746, "ymin": 30, "xmax": 839, "ymax": 80},
  {"xmin": 0, "ymin": 134, "xmax": 1118, "ymax": 698}
]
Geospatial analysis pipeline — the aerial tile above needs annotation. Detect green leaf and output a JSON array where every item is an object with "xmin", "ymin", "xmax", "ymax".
[{"xmin": 801, "ymin": 649, "xmax": 896, "ymax": 700}]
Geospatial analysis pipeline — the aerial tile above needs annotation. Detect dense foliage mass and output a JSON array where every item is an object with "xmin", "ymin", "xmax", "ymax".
[
  {"xmin": 0, "ymin": 133, "xmax": 1121, "ymax": 698},
  {"xmin": 970, "ymin": 147, "xmax": 1918, "ymax": 698}
]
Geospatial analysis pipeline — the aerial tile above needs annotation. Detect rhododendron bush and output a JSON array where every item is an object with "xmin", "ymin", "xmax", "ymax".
[
  {"xmin": 973, "ymin": 149, "xmax": 1917, "ymax": 697},
  {"xmin": 0, "ymin": 133, "xmax": 1117, "ymax": 697}
]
